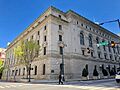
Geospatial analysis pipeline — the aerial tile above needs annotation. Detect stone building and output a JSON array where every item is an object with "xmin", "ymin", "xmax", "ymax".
[{"xmin": 2, "ymin": 6, "xmax": 120, "ymax": 81}]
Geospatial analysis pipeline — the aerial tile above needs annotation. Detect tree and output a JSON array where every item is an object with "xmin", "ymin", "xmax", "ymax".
[
  {"xmin": 93, "ymin": 65, "xmax": 99, "ymax": 76},
  {"xmin": 0, "ymin": 59, "xmax": 4, "ymax": 79},
  {"xmin": 14, "ymin": 39, "xmax": 40, "ymax": 81}
]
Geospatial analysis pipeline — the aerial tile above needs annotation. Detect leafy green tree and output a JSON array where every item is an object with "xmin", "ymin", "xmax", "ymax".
[
  {"xmin": 0, "ymin": 59, "xmax": 4, "ymax": 79},
  {"xmin": 14, "ymin": 39, "xmax": 40, "ymax": 80}
]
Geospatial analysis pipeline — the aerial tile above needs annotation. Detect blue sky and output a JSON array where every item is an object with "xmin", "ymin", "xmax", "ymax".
[{"xmin": 0, "ymin": 0, "xmax": 120, "ymax": 48}]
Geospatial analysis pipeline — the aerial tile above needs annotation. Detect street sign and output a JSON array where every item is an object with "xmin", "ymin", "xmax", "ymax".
[{"xmin": 97, "ymin": 41, "xmax": 108, "ymax": 47}]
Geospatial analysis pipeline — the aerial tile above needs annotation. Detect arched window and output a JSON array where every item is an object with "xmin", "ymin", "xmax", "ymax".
[
  {"xmin": 80, "ymin": 31, "xmax": 84, "ymax": 45},
  {"xmin": 89, "ymin": 34, "xmax": 92, "ymax": 47}
]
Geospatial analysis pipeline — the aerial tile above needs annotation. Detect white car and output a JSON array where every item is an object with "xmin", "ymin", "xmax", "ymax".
[{"xmin": 115, "ymin": 71, "xmax": 120, "ymax": 83}]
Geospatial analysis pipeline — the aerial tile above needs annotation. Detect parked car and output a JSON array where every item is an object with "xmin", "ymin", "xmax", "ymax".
[{"xmin": 115, "ymin": 71, "xmax": 120, "ymax": 83}]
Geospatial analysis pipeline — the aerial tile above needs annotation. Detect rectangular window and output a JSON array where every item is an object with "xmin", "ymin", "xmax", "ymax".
[
  {"xmin": 34, "ymin": 66, "xmax": 37, "ymax": 75},
  {"xmin": 44, "ymin": 25, "xmax": 46, "ymax": 30},
  {"xmin": 82, "ymin": 50, "xmax": 85, "ymax": 55},
  {"xmin": 91, "ymin": 51, "xmax": 93, "ymax": 57},
  {"xmin": 37, "ymin": 40, "xmax": 39, "ymax": 45},
  {"xmin": 59, "ymin": 35, "xmax": 62, "ymax": 41},
  {"xmin": 110, "ymin": 54, "xmax": 112, "ymax": 60},
  {"xmin": 18, "ymin": 69, "xmax": 21, "ymax": 76},
  {"xmin": 115, "ymin": 56, "xmax": 117, "ymax": 61},
  {"xmin": 44, "ymin": 36, "xmax": 46, "ymax": 41},
  {"xmin": 98, "ymin": 52, "xmax": 101, "ymax": 58},
  {"xmin": 59, "ymin": 25, "xmax": 62, "ymax": 30},
  {"xmin": 104, "ymin": 53, "xmax": 107, "ymax": 59},
  {"xmin": 38, "ymin": 31, "xmax": 39, "ymax": 35},
  {"xmin": 60, "ymin": 47, "xmax": 63, "ymax": 55},
  {"xmin": 43, "ymin": 64, "xmax": 45, "ymax": 75},
  {"xmin": 44, "ymin": 47, "xmax": 46, "ymax": 55}
]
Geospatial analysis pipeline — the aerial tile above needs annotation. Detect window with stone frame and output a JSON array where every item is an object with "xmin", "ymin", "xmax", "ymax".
[
  {"xmin": 98, "ymin": 52, "xmax": 101, "ymax": 58},
  {"xmin": 109, "ymin": 54, "xmax": 112, "ymax": 60},
  {"xmin": 44, "ymin": 36, "xmax": 46, "ymax": 41},
  {"xmin": 102, "ymin": 40, "xmax": 106, "ymax": 51},
  {"xmin": 44, "ymin": 25, "xmax": 47, "ymax": 30},
  {"xmin": 37, "ymin": 31, "xmax": 40, "ymax": 35},
  {"xmin": 59, "ymin": 46, "xmax": 63, "ymax": 55},
  {"xmin": 80, "ymin": 31, "xmax": 84, "ymax": 45},
  {"xmin": 108, "ymin": 41, "xmax": 111, "ymax": 52},
  {"xmin": 89, "ymin": 34, "xmax": 93, "ymax": 47},
  {"xmin": 91, "ymin": 51, "xmax": 94, "ymax": 57},
  {"xmin": 96, "ymin": 37, "xmax": 100, "ymax": 49},
  {"xmin": 37, "ymin": 40, "xmax": 39, "ymax": 45},
  {"xmin": 59, "ymin": 35, "xmax": 62, "ymax": 41},
  {"xmin": 82, "ymin": 50, "xmax": 85, "ymax": 55},
  {"xmin": 43, "ymin": 47, "xmax": 46, "ymax": 55},
  {"xmin": 43, "ymin": 64, "xmax": 45, "ymax": 75},
  {"xmin": 34, "ymin": 66, "xmax": 37, "ymax": 75},
  {"xmin": 18, "ymin": 68, "xmax": 21, "ymax": 76},
  {"xmin": 59, "ymin": 25, "xmax": 62, "ymax": 30},
  {"xmin": 114, "ymin": 56, "xmax": 117, "ymax": 61},
  {"xmin": 104, "ymin": 53, "xmax": 107, "ymax": 59}
]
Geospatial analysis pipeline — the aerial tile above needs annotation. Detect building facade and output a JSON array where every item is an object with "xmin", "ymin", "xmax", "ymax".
[{"xmin": 2, "ymin": 6, "xmax": 120, "ymax": 81}]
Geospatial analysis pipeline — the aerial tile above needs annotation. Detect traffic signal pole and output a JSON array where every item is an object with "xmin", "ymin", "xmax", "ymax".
[{"xmin": 99, "ymin": 19, "xmax": 120, "ymax": 33}]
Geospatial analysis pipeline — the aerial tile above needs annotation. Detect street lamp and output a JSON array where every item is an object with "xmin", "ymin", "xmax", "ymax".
[
  {"xmin": 59, "ymin": 43, "xmax": 67, "ymax": 81},
  {"xmin": 99, "ymin": 19, "xmax": 120, "ymax": 32}
]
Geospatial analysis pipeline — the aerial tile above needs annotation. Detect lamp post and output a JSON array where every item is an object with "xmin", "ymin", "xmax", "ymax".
[
  {"xmin": 60, "ymin": 43, "xmax": 67, "ymax": 81},
  {"xmin": 99, "ymin": 19, "xmax": 120, "ymax": 32}
]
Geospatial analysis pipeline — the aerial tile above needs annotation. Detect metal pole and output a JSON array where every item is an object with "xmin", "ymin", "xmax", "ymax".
[
  {"xmin": 28, "ymin": 64, "xmax": 31, "ymax": 82},
  {"xmin": 117, "ymin": 19, "xmax": 120, "ymax": 31},
  {"xmin": 62, "ymin": 47, "xmax": 64, "ymax": 76}
]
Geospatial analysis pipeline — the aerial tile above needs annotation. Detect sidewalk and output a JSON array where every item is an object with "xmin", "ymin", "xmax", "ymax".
[
  {"xmin": 0, "ymin": 78, "xmax": 115, "ymax": 84},
  {"xmin": 30, "ymin": 78, "xmax": 115, "ymax": 84}
]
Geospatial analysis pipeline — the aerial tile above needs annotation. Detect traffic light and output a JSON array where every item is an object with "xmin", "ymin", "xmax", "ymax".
[
  {"xmin": 86, "ymin": 48, "xmax": 90, "ymax": 53},
  {"xmin": 110, "ymin": 41, "xmax": 116, "ymax": 48}
]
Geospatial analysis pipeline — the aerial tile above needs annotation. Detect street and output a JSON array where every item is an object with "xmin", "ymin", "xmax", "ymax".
[{"xmin": 0, "ymin": 79, "xmax": 120, "ymax": 90}]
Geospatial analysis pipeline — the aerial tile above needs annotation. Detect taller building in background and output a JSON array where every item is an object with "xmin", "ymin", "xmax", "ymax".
[{"xmin": 2, "ymin": 6, "xmax": 120, "ymax": 81}]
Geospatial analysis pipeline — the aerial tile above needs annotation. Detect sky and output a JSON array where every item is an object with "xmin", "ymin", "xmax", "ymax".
[{"xmin": 0, "ymin": 0, "xmax": 120, "ymax": 48}]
